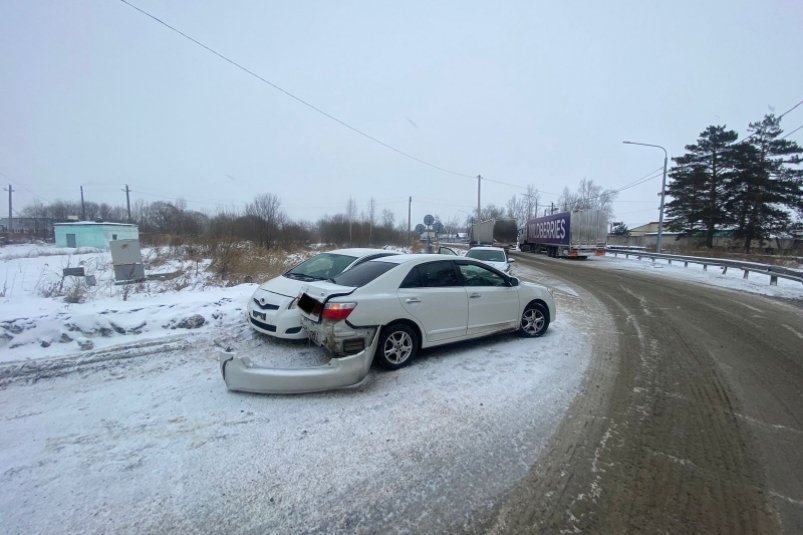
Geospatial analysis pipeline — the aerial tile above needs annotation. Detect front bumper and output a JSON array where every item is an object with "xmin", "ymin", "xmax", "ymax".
[
  {"xmin": 247, "ymin": 290, "xmax": 306, "ymax": 340},
  {"xmin": 219, "ymin": 334, "xmax": 379, "ymax": 394}
]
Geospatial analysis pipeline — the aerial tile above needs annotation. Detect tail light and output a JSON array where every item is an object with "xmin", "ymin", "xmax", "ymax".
[{"xmin": 322, "ymin": 302, "xmax": 357, "ymax": 321}]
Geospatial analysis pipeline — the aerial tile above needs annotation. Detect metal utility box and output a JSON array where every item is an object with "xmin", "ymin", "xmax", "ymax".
[{"xmin": 110, "ymin": 239, "xmax": 145, "ymax": 282}]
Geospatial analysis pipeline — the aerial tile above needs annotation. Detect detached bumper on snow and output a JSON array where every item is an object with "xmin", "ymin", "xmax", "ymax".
[{"xmin": 219, "ymin": 336, "xmax": 379, "ymax": 394}]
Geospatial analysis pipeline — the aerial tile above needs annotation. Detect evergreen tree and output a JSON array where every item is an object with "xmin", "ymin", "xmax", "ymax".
[
  {"xmin": 665, "ymin": 125, "xmax": 739, "ymax": 247},
  {"xmin": 727, "ymin": 115, "xmax": 803, "ymax": 252},
  {"xmin": 611, "ymin": 222, "xmax": 630, "ymax": 236}
]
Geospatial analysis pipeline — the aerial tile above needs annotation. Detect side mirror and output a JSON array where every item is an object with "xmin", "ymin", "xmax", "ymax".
[
  {"xmin": 508, "ymin": 258, "xmax": 516, "ymax": 263},
  {"xmin": 508, "ymin": 276, "xmax": 519, "ymax": 287}
]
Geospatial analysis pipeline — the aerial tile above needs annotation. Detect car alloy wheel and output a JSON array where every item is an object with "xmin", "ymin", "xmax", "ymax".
[
  {"xmin": 519, "ymin": 302, "xmax": 549, "ymax": 337},
  {"xmin": 376, "ymin": 323, "xmax": 418, "ymax": 370}
]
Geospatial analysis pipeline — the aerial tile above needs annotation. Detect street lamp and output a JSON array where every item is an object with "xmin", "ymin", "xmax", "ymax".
[{"xmin": 622, "ymin": 140, "xmax": 668, "ymax": 253}]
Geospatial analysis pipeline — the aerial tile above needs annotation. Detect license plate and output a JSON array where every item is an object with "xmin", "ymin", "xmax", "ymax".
[{"xmin": 297, "ymin": 293, "xmax": 323, "ymax": 317}]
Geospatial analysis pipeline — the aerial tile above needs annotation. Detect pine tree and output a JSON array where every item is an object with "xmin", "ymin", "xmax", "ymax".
[
  {"xmin": 665, "ymin": 125, "xmax": 739, "ymax": 247},
  {"xmin": 611, "ymin": 222, "xmax": 630, "ymax": 236},
  {"xmin": 727, "ymin": 115, "xmax": 803, "ymax": 252}
]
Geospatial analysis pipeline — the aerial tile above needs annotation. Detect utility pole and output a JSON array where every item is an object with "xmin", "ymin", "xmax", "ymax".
[
  {"xmin": 476, "ymin": 174, "xmax": 482, "ymax": 221},
  {"xmin": 80, "ymin": 185, "xmax": 86, "ymax": 220},
  {"xmin": 407, "ymin": 196, "xmax": 412, "ymax": 243},
  {"xmin": 123, "ymin": 184, "xmax": 132, "ymax": 222},
  {"xmin": 4, "ymin": 184, "xmax": 13, "ymax": 233},
  {"xmin": 623, "ymin": 140, "xmax": 668, "ymax": 253}
]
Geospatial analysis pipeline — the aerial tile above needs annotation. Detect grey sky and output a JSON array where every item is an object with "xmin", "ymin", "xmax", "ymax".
[{"xmin": 2, "ymin": 0, "xmax": 802, "ymax": 228}]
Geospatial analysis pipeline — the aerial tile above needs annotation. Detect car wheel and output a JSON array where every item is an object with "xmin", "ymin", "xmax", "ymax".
[
  {"xmin": 519, "ymin": 302, "xmax": 549, "ymax": 337},
  {"xmin": 375, "ymin": 323, "xmax": 418, "ymax": 370}
]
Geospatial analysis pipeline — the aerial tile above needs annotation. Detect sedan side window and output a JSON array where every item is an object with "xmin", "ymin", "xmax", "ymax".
[
  {"xmin": 400, "ymin": 261, "xmax": 460, "ymax": 288},
  {"xmin": 458, "ymin": 263, "xmax": 507, "ymax": 287}
]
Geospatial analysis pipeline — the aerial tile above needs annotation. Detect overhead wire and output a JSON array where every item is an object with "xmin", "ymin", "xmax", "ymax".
[
  {"xmin": 778, "ymin": 99, "xmax": 803, "ymax": 120},
  {"xmin": 781, "ymin": 124, "xmax": 802, "ymax": 139},
  {"xmin": 118, "ymin": 0, "xmax": 475, "ymax": 181}
]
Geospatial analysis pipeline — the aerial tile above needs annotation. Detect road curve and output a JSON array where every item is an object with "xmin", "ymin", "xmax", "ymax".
[{"xmin": 487, "ymin": 252, "xmax": 803, "ymax": 534}]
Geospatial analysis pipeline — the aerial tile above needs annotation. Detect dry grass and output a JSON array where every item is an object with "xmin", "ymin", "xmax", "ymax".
[
  {"xmin": 63, "ymin": 280, "xmax": 88, "ymax": 303},
  {"xmin": 202, "ymin": 238, "xmax": 306, "ymax": 285}
]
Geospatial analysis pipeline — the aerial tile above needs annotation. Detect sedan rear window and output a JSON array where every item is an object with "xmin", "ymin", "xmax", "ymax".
[
  {"xmin": 466, "ymin": 249, "xmax": 506, "ymax": 262},
  {"xmin": 330, "ymin": 260, "xmax": 398, "ymax": 287}
]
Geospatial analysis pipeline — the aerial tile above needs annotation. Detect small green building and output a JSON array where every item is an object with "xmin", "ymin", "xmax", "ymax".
[{"xmin": 54, "ymin": 221, "xmax": 139, "ymax": 249}]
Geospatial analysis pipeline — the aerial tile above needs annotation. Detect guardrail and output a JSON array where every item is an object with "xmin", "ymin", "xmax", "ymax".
[{"xmin": 605, "ymin": 248, "xmax": 803, "ymax": 286}]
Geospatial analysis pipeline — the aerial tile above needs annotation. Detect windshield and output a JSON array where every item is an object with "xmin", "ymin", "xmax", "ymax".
[
  {"xmin": 466, "ymin": 249, "xmax": 506, "ymax": 262},
  {"xmin": 285, "ymin": 253, "xmax": 357, "ymax": 281}
]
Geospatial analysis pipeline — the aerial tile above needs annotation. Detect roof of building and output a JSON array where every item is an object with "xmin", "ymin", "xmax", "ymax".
[{"xmin": 53, "ymin": 221, "xmax": 138, "ymax": 227}]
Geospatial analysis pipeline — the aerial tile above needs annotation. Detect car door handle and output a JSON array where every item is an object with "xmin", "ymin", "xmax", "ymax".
[
  {"xmin": 405, "ymin": 297, "xmax": 421, "ymax": 304},
  {"xmin": 469, "ymin": 293, "xmax": 482, "ymax": 299}
]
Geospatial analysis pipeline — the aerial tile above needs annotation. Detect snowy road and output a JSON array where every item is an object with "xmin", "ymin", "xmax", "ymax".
[
  {"xmin": 489, "ymin": 252, "xmax": 803, "ymax": 534},
  {"xmin": 1, "ymin": 275, "xmax": 592, "ymax": 534}
]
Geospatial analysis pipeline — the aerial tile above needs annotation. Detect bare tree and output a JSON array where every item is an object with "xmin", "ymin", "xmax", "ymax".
[
  {"xmin": 556, "ymin": 178, "xmax": 616, "ymax": 219},
  {"xmin": 479, "ymin": 204, "xmax": 506, "ymax": 220},
  {"xmin": 442, "ymin": 216, "xmax": 462, "ymax": 238},
  {"xmin": 381, "ymin": 208, "xmax": 395, "ymax": 228},
  {"xmin": 246, "ymin": 193, "xmax": 286, "ymax": 248}
]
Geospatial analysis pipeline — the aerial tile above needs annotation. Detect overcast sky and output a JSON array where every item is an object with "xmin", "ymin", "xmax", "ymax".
[{"xmin": 2, "ymin": 0, "xmax": 802, "ymax": 228}]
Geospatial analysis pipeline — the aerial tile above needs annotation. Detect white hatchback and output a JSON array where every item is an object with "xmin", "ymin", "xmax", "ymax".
[{"xmin": 247, "ymin": 248, "xmax": 400, "ymax": 339}]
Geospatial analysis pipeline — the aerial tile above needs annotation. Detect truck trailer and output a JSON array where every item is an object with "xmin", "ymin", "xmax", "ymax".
[
  {"xmin": 469, "ymin": 218, "xmax": 518, "ymax": 249},
  {"xmin": 519, "ymin": 209, "xmax": 607, "ymax": 258}
]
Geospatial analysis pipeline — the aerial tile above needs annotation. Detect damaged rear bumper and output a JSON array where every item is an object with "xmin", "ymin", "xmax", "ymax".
[{"xmin": 219, "ymin": 335, "xmax": 379, "ymax": 394}]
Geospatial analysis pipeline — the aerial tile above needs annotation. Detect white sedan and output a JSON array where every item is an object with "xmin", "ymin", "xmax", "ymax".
[
  {"xmin": 247, "ymin": 248, "xmax": 399, "ymax": 339},
  {"xmin": 297, "ymin": 254, "xmax": 555, "ymax": 370},
  {"xmin": 464, "ymin": 246, "xmax": 514, "ymax": 273}
]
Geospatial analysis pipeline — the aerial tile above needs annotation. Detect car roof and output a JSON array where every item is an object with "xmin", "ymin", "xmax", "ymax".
[
  {"xmin": 325, "ymin": 248, "xmax": 401, "ymax": 257},
  {"xmin": 371, "ymin": 253, "xmax": 485, "ymax": 265},
  {"xmin": 468, "ymin": 246, "xmax": 505, "ymax": 252}
]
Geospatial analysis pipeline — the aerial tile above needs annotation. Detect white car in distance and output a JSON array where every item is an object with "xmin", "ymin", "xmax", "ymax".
[
  {"xmin": 298, "ymin": 254, "xmax": 555, "ymax": 370},
  {"xmin": 464, "ymin": 246, "xmax": 514, "ymax": 273},
  {"xmin": 247, "ymin": 248, "xmax": 400, "ymax": 339},
  {"xmin": 438, "ymin": 245, "xmax": 514, "ymax": 274}
]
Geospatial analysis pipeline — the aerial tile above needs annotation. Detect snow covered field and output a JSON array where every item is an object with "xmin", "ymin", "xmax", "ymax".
[
  {"xmin": 1, "ymin": 243, "xmax": 590, "ymax": 533},
  {"xmin": 1, "ymin": 244, "xmax": 800, "ymax": 533}
]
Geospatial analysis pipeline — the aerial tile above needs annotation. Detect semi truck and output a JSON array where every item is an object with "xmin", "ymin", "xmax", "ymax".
[
  {"xmin": 518, "ymin": 209, "xmax": 608, "ymax": 258},
  {"xmin": 469, "ymin": 218, "xmax": 518, "ymax": 249}
]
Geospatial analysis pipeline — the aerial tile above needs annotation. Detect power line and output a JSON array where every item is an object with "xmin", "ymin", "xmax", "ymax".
[
  {"xmin": 118, "ymin": 0, "xmax": 475, "ymax": 180},
  {"xmin": 782, "ymin": 123, "xmax": 803, "ymax": 139},
  {"xmin": 779, "ymin": 99, "xmax": 803, "ymax": 120},
  {"xmin": 614, "ymin": 165, "xmax": 664, "ymax": 191},
  {"xmin": 616, "ymin": 169, "xmax": 664, "ymax": 193},
  {"xmin": 0, "ymin": 171, "xmax": 41, "ymax": 198}
]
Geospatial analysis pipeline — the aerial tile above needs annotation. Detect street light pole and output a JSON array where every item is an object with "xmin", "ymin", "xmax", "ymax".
[{"xmin": 623, "ymin": 140, "xmax": 668, "ymax": 253}]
